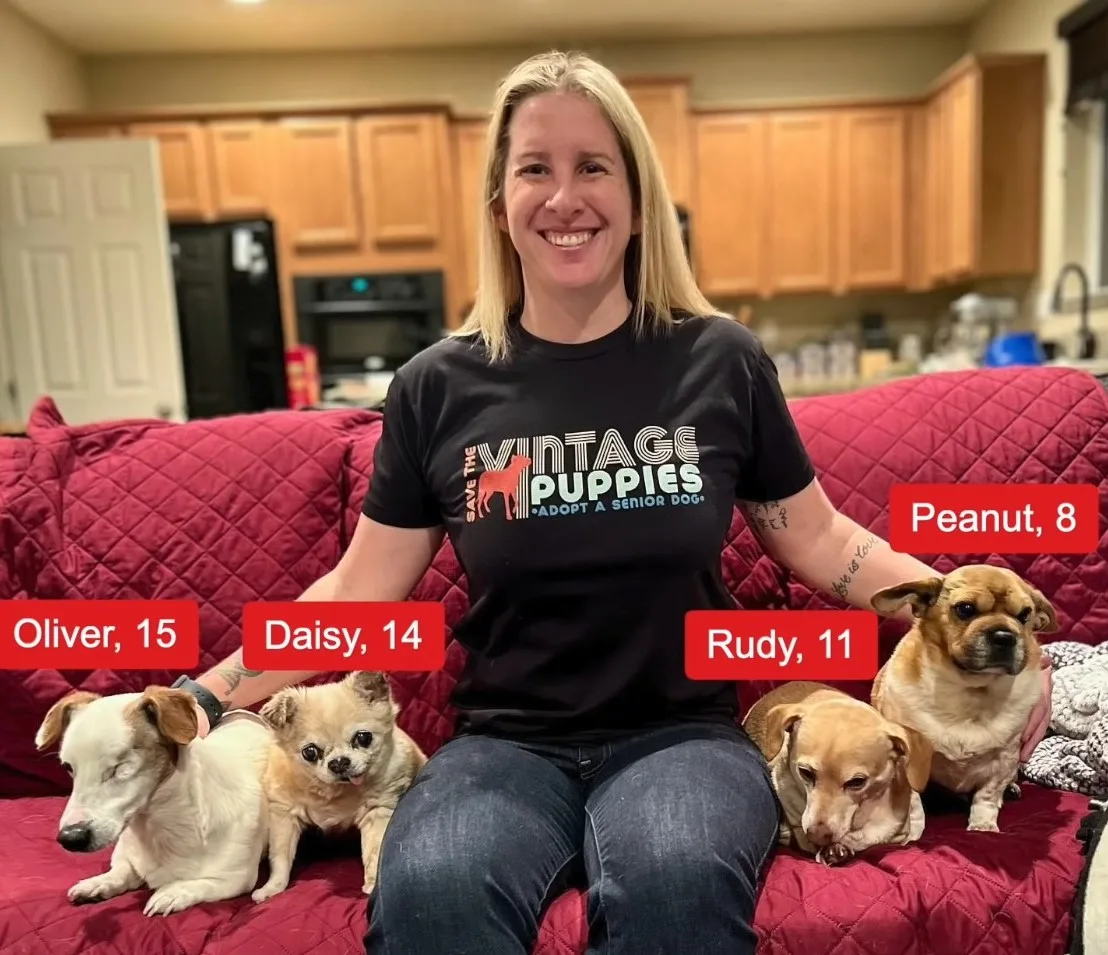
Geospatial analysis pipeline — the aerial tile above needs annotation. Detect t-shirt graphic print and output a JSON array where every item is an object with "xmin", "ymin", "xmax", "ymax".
[{"xmin": 463, "ymin": 424, "xmax": 706, "ymax": 523}]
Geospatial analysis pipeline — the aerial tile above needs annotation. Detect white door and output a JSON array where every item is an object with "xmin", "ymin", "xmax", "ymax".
[{"xmin": 0, "ymin": 138, "xmax": 187, "ymax": 426}]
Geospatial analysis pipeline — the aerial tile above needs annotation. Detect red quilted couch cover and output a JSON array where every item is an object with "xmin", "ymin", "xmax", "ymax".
[{"xmin": 1, "ymin": 365, "xmax": 1106, "ymax": 955}]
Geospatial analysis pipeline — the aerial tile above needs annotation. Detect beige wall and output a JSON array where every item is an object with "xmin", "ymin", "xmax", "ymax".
[
  {"xmin": 0, "ymin": 0, "xmax": 87, "ymax": 428},
  {"xmin": 971, "ymin": 0, "xmax": 1108, "ymax": 358},
  {"xmin": 85, "ymin": 28, "xmax": 967, "ymax": 114},
  {"xmin": 0, "ymin": 0, "xmax": 86, "ymax": 143}
]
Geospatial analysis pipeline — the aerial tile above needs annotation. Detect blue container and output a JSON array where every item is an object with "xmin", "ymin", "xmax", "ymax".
[{"xmin": 982, "ymin": 331, "xmax": 1046, "ymax": 367}]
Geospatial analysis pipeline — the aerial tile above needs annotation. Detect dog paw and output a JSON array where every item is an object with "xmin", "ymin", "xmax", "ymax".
[
  {"xmin": 251, "ymin": 879, "xmax": 288, "ymax": 903},
  {"xmin": 967, "ymin": 819, "xmax": 1000, "ymax": 833},
  {"xmin": 67, "ymin": 876, "xmax": 117, "ymax": 905},
  {"xmin": 816, "ymin": 845, "xmax": 854, "ymax": 866},
  {"xmin": 143, "ymin": 885, "xmax": 199, "ymax": 917}
]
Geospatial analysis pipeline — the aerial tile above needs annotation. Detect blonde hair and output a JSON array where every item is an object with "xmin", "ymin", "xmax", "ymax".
[{"xmin": 455, "ymin": 50, "xmax": 719, "ymax": 361}]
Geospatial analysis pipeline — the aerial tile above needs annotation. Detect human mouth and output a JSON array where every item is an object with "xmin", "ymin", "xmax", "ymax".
[{"xmin": 542, "ymin": 230, "xmax": 598, "ymax": 248}]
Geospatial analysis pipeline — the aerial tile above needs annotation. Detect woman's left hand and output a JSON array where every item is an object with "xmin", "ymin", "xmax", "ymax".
[{"xmin": 1020, "ymin": 657, "xmax": 1053, "ymax": 763}]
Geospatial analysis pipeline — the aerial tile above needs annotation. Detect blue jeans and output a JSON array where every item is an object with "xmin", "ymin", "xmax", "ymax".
[{"xmin": 364, "ymin": 721, "xmax": 780, "ymax": 955}]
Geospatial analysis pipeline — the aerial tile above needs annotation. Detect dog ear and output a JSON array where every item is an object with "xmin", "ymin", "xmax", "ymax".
[
  {"xmin": 870, "ymin": 577, "xmax": 944, "ymax": 617},
  {"xmin": 1027, "ymin": 585, "xmax": 1059, "ymax": 634},
  {"xmin": 139, "ymin": 687, "xmax": 199, "ymax": 747},
  {"xmin": 763, "ymin": 703, "xmax": 805, "ymax": 758},
  {"xmin": 34, "ymin": 690, "xmax": 100, "ymax": 751},
  {"xmin": 259, "ymin": 688, "xmax": 300, "ymax": 730},
  {"xmin": 344, "ymin": 671, "xmax": 393, "ymax": 704},
  {"xmin": 888, "ymin": 723, "xmax": 933, "ymax": 792}
]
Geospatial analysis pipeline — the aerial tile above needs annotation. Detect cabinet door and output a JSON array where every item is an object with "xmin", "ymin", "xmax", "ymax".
[
  {"xmin": 691, "ymin": 114, "xmax": 767, "ymax": 297},
  {"xmin": 625, "ymin": 81, "xmax": 692, "ymax": 208},
  {"xmin": 924, "ymin": 92, "xmax": 949, "ymax": 283},
  {"xmin": 944, "ymin": 69, "xmax": 981, "ymax": 279},
  {"xmin": 128, "ymin": 121, "xmax": 213, "ymax": 220},
  {"xmin": 766, "ymin": 112, "xmax": 836, "ymax": 293},
  {"xmin": 835, "ymin": 107, "xmax": 907, "ymax": 290},
  {"xmin": 452, "ymin": 120, "xmax": 490, "ymax": 305},
  {"xmin": 207, "ymin": 121, "xmax": 270, "ymax": 217},
  {"xmin": 274, "ymin": 117, "xmax": 361, "ymax": 249},
  {"xmin": 357, "ymin": 115, "xmax": 444, "ymax": 248}
]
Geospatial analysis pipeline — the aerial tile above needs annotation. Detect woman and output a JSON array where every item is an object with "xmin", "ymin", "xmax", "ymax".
[{"xmin": 181, "ymin": 50, "xmax": 1051, "ymax": 955}]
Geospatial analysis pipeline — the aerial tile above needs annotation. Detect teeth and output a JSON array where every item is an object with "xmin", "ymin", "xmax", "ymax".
[{"xmin": 545, "ymin": 231, "xmax": 593, "ymax": 247}]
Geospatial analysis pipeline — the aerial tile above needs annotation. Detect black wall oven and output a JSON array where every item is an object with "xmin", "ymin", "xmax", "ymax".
[{"xmin": 293, "ymin": 270, "xmax": 446, "ymax": 383}]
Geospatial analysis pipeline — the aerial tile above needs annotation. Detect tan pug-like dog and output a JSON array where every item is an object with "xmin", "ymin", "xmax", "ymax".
[
  {"xmin": 744, "ymin": 680, "xmax": 932, "ymax": 866},
  {"xmin": 870, "ymin": 564, "xmax": 1057, "ymax": 833},
  {"xmin": 251, "ymin": 671, "xmax": 427, "ymax": 901}
]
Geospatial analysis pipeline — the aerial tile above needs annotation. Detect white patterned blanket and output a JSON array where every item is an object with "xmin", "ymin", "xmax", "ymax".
[{"xmin": 1024, "ymin": 641, "xmax": 1108, "ymax": 799}]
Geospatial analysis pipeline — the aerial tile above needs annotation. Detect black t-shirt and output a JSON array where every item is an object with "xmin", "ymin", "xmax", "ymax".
[{"xmin": 362, "ymin": 311, "xmax": 815, "ymax": 743}]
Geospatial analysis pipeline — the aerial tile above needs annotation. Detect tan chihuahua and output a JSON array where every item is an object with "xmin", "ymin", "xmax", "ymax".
[
  {"xmin": 251, "ymin": 671, "xmax": 427, "ymax": 901},
  {"xmin": 744, "ymin": 681, "xmax": 932, "ymax": 865},
  {"xmin": 870, "ymin": 564, "xmax": 1057, "ymax": 833}
]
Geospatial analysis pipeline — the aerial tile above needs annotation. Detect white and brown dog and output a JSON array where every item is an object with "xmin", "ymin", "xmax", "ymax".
[
  {"xmin": 35, "ymin": 686, "xmax": 274, "ymax": 916},
  {"xmin": 870, "ymin": 564, "xmax": 1057, "ymax": 832}
]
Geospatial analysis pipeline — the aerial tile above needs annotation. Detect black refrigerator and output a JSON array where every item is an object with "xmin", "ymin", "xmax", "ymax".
[{"xmin": 169, "ymin": 218, "xmax": 289, "ymax": 419}]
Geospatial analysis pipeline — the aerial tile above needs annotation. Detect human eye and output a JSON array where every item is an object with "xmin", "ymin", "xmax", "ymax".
[{"xmin": 516, "ymin": 163, "xmax": 547, "ymax": 177}]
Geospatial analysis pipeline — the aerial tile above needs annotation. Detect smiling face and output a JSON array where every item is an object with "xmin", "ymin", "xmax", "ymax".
[{"xmin": 496, "ymin": 90, "xmax": 638, "ymax": 297}]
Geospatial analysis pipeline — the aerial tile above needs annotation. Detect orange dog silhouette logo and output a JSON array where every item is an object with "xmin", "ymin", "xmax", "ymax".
[{"xmin": 475, "ymin": 454, "xmax": 532, "ymax": 521}]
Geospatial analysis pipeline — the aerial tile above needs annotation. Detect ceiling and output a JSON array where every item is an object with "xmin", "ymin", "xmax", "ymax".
[{"xmin": 10, "ymin": 0, "xmax": 993, "ymax": 55}]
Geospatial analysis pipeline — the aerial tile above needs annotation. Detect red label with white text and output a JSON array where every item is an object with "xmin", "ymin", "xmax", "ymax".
[
  {"xmin": 685, "ymin": 610, "xmax": 879, "ymax": 681},
  {"xmin": 889, "ymin": 483, "xmax": 1099, "ymax": 554},
  {"xmin": 242, "ymin": 601, "xmax": 446, "ymax": 672},
  {"xmin": 0, "ymin": 600, "xmax": 200, "ymax": 670}
]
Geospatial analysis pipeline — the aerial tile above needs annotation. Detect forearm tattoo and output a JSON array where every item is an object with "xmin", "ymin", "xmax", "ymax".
[
  {"xmin": 745, "ymin": 500, "xmax": 789, "ymax": 532},
  {"xmin": 831, "ymin": 533, "xmax": 879, "ymax": 599},
  {"xmin": 213, "ymin": 657, "xmax": 264, "ymax": 708}
]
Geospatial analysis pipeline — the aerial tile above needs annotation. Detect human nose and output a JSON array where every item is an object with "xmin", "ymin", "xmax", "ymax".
[{"xmin": 544, "ymin": 174, "xmax": 585, "ymax": 217}]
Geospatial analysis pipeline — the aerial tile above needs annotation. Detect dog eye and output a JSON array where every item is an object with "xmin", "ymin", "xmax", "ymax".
[
  {"xmin": 352, "ymin": 731, "xmax": 373, "ymax": 748},
  {"xmin": 301, "ymin": 744, "xmax": 322, "ymax": 763},
  {"xmin": 1016, "ymin": 607, "xmax": 1032, "ymax": 624},
  {"xmin": 797, "ymin": 766, "xmax": 815, "ymax": 783},
  {"xmin": 844, "ymin": 776, "xmax": 868, "ymax": 791},
  {"xmin": 953, "ymin": 602, "xmax": 977, "ymax": 619}
]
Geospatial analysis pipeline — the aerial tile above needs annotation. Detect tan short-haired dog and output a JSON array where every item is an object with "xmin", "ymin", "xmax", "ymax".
[
  {"xmin": 744, "ymin": 680, "xmax": 932, "ymax": 865},
  {"xmin": 870, "ymin": 564, "xmax": 1057, "ymax": 833}
]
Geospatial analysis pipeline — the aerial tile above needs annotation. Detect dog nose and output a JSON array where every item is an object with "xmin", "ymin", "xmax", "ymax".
[
  {"xmin": 988, "ymin": 629, "xmax": 1018, "ymax": 649},
  {"xmin": 807, "ymin": 823, "xmax": 834, "ymax": 848},
  {"xmin": 328, "ymin": 755, "xmax": 351, "ymax": 775},
  {"xmin": 57, "ymin": 823, "xmax": 93, "ymax": 852}
]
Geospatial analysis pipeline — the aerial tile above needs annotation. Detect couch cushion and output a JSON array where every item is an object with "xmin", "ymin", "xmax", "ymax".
[{"xmin": 0, "ymin": 783, "xmax": 1087, "ymax": 955}]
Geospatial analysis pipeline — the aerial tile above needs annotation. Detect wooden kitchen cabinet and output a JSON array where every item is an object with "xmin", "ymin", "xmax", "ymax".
[
  {"xmin": 922, "ymin": 54, "xmax": 1045, "ymax": 285},
  {"xmin": 356, "ymin": 114, "xmax": 445, "ymax": 249},
  {"xmin": 452, "ymin": 119, "xmax": 490, "ymax": 305},
  {"xmin": 128, "ymin": 121, "xmax": 213, "ymax": 220},
  {"xmin": 834, "ymin": 106, "xmax": 908, "ymax": 291},
  {"xmin": 207, "ymin": 120, "xmax": 271, "ymax": 217},
  {"xmin": 691, "ymin": 113, "xmax": 768, "ymax": 297},
  {"xmin": 765, "ymin": 111, "xmax": 837, "ymax": 294},
  {"xmin": 272, "ymin": 117, "xmax": 361, "ymax": 250},
  {"xmin": 624, "ymin": 79, "xmax": 693, "ymax": 209}
]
